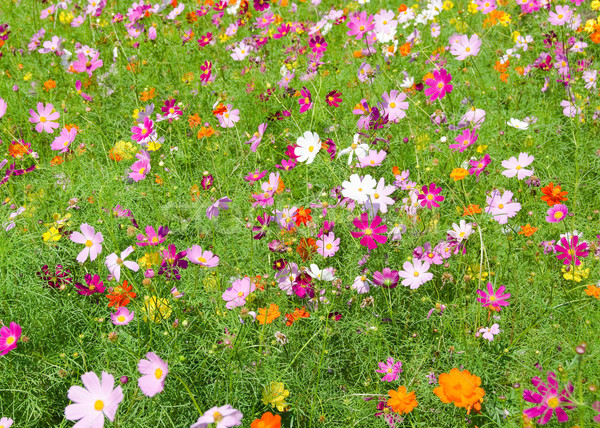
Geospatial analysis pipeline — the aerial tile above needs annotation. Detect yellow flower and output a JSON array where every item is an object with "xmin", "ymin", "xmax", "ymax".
[
  {"xmin": 23, "ymin": 72, "xmax": 32, "ymax": 81},
  {"xmin": 203, "ymin": 276, "xmax": 218, "ymax": 292},
  {"xmin": 138, "ymin": 252, "xmax": 162, "ymax": 269},
  {"xmin": 442, "ymin": 0, "xmax": 454, "ymax": 10},
  {"xmin": 476, "ymin": 144, "xmax": 488, "ymax": 153},
  {"xmin": 562, "ymin": 264, "xmax": 590, "ymax": 282},
  {"xmin": 147, "ymin": 140, "xmax": 162, "ymax": 152},
  {"xmin": 143, "ymin": 296, "xmax": 172, "ymax": 323},
  {"xmin": 132, "ymin": 109, "xmax": 140, "ymax": 119},
  {"xmin": 59, "ymin": 11, "xmax": 74, "ymax": 24},
  {"xmin": 591, "ymin": 0, "xmax": 600, "ymax": 10},
  {"xmin": 467, "ymin": 2, "xmax": 478, "ymax": 14},
  {"xmin": 43, "ymin": 226, "xmax": 61, "ymax": 242},
  {"xmin": 511, "ymin": 31, "xmax": 521, "ymax": 42},
  {"xmin": 262, "ymin": 382, "xmax": 290, "ymax": 412}
]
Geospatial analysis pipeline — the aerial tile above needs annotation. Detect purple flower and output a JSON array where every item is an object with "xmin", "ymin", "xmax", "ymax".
[
  {"xmin": 158, "ymin": 245, "xmax": 188, "ymax": 280},
  {"xmin": 206, "ymin": 196, "xmax": 232, "ymax": 220},
  {"xmin": 375, "ymin": 357, "xmax": 402, "ymax": 382},
  {"xmin": 75, "ymin": 274, "xmax": 105, "ymax": 296},
  {"xmin": 523, "ymin": 372, "xmax": 574, "ymax": 424}
]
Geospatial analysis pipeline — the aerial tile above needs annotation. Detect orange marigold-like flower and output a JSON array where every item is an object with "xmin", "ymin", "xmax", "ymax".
[
  {"xmin": 197, "ymin": 126, "xmax": 215, "ymax": 138},
  {"xmin": 139, "ymin": 87, "xmax": 156, "ymax": 101},
  {"xmin": 433, "ymin": 368, "xmax": 485, "ymax": 414},
  {"xmin": 294, "ymin": 206, "xmax": 312, "ymax": 226},
  {"xmin": 285, "ymin": 307, "xmax": 310, "ymax": 326},
  {"xmin": 387, "ymin": 386, "xmax": 418, "ymax": 415},
  {"xmin": 585, "ymin": 284, "xmax": 600, "ymax": 299},
  {"xmin": 188, "ymin": 114, "xmax": 202, "ymax": 129},
  {"xmin": 518, "ymin": 224, "xmax": 538, "ymax": 237},
  {"xmin": 540, "ymin": 182, "xmax": 568, "ymax": 206},
  {"xmin": 399, "ymin": 42, "xmax": 411, "ymax": 57},
  {"xmin": 257, "ymin": 304, "xmax": 280, "ymax": 325},
  {"xmin": 107, "ymin": 280, "xmax": 137, "ymax": 308},
  {"xmin": 462, "ymin": 204, "xmax": 482, "ymax": 217},
  {"xmin": 43, "ymin": 79, "xmax": 57, "ymax": 91},
  {"xmin": 450, "ymin": 168, "xmax": 469, "ymax": 181},
  {"xmin": 251, "ymin": 412, "xmax": 281, "ymax": 428}
]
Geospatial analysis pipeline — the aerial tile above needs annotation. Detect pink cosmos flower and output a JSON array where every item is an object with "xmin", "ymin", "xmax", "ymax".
[
  {"xmin": 548, "ymin": 5, "xmax": 572, "ymax": 26},
  {"xmin": 414, "ymin": 242, "xmax": 443, "ymax": 265},
  {"xmin": 75, "ymin": 274, "xmax": 106, "ymax": 296},
  {"xmin": 449, "ymin": 34, "xmax": 482, "ymax": 60},
  {"xmin": 424, "ymin": 68, "xmax": 453, "ymax": 101},
  {"xmin": 546, "ymin": 204, "xmax": 568, "ymax": 223},
  {"xmin": 555, "ymin": 235, "xmax": 588, "ymax": 266},
  {"xmin": 64, "ymin": 371, "xmax": 124, "ymax": 427},
  {"xmin": 449, "ymin": 128, "xmax": 478, "ymax": 152},
  {"xmin": 479, "ymin": 323, "xmax": 500, "ymax": 341},
  {"xmin": 358, "ymin": 149, "xmax": 387, "ymax": 168},
  {"xmin": 501, "ymin": 152, "xmax": 534, "ymax": 180},
  {"xmin": 382, "ymin": 90, "xmax": 408, "ymax": 121},
  {"xmin": 186, "ymin": 245, "xmax": 220, "ymax": 267},
  {"xmin": 0, "ymin": 417, "xmax": 13, "ymax": 427},
  {"xmin": 418, "ymin": 183, "xmax": 444, "ymax": 209},
  {"xmin": 245, "ymin": 123, "xmax": 267, "ymax": 152},
  {"xmin": 376, "ymin": 357, "xmax": 402, "ymax": 382},
  {"xmin": 129, "ymin": 151, "xmax": 151, "ymax": 182},
  {"xmin": 206, "ymin": 196, "xmax": 232, "ymax": 220},
  {"xmin": 560, "ymin": 100, "xmax": 581, "ymax": 118},
  {"xmin": 138, "ymin": 352, "xmax": 168, "ymax": 397},
  {"xmin": 51, "ymin": 127, "xmax": 77, "ymax": 153},
  {"xmin": 111, "ymin": 307, "xmax": 134, "ymax": 325},
  {"xmin": 0, "ymin": 322, "xmax": 21, "ymax": 355},
  {"xmin": 40, "ymin": 4, "xmax": 56, "ymax": 19},
  {"xmin": 399, "ymin": 259, "xmax": 433, "ymax": 289},
  {"xmin": 191, "ymin": 405, "xmax": 243, "ymax": 428},
  {"xmin": 29, "ymin": 102, "xmax": 60, "ymax": 134},
  {"xmin": 468, "ymin": 154, "xmax": 491, "ymax": 179},
  {"xmin": 476, "ymin": 283, "xmax": 510, "ymax": 311},
  {"xmin": 75, "ymin": 80, "xmax": 93, "ymax": 101},
  {"xmin": 38, "ymin": 35, "xmax": 63, "ymax": 53},
  {"xmin": 309, "ymin": 35, "xmax": 327, "ymax": 54},
  {"xmin": 523, "ymin": 371, "xmax": 574, "ymax": 424},
  {"xmin": 72, "ymin": 52, "xmax": 103, "ymax": 77},
  {"xmin": 346, "ymin": 11, "xmax": 374, "ymax": 41},
  {"xmin": 316, "ymin": 232, "xmax": 340, "ymax": 257},
  {"xmin": 222, "ymin": 277, "xmax": 255, "ymax": 309},
  {"xmin": 217, "ymin": 104, "xmax": 240, "ymax": 128},
  {"xmin": 105, "ymin": 246, "xmax": 139, "ymax": 282},
  {"xmin": 136, "ymin": 225, "xmax": 168, "ymax": 246},
  {"xmin": 350, "ymin": 213, "xmax": 387, "ymax": 250},
  {"xmin": 485, "ymin": 189, "xmax": 521, "ymax": 224},
  {"xmin": 0, "ymin": 97, "xmax": 7, "ymax": 119},
  {"xmin": 131, "ymin": 116, "xmax": 154, "ymax": 143},
  {"xmin": 70, "ymin": 223, "xmax": 104, "ymax": 263},
  {"xmin": 298, "ymin": 87, "xmax": 313, "ymax": 113}
]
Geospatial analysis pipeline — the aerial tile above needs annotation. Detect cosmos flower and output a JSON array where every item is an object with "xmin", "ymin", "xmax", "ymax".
[
  {"xmin": 0, "ymin": 322, "xmax": 21, "ymax": 356},
  {"xmin": 64, "ymin": 372, "xmax": 124, "ymax": 427},
  {"xmin": 376, "ymin": 357, "xmax": 402, "ymax": 382},
  {"xmin": 424, "ymin": 68, "xmax": 453, "ymax": 101},
  {"xmin": 29, "ymin": 102, "xmax": 60, "ymax": 134},
  {"xmin": 137, "ymin": 352, "xmax": 168, "ymax": 397}
]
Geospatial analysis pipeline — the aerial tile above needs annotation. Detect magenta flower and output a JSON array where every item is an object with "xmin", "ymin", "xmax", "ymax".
[
  {"xmin": 476, "ymin": 283, "xmax": 510, "ymax": 311},
  {"xmin": 399, "ymin": 259, "xmax": 433, "ymax": 289},
  {"xmin": 222, "ymin": 277, "xmax": 255, "ymax": 309},
  {"xmin": 546, "ymin": 204, "xmax": 568, "ymax": 223},
  {"xmin": 298, "ymin": 86, "xmax": 313, "ymax": 113},
  {"xmin": 449, "ymin": 128, "xmax": 478, "ymax": 152},
  {"xmin": 376, "ymin": 357, "xmax": 402, "ymax": 382},
  {"xmin": 501, "ymin": 152, "xmax": 534, "ymax": 180},
  {"xmin": 131, "ymin": 116, "xmax": 154, "ymax": 143},
  {"xmin": 129, "ymin": 151, "xmax": 151, "ymax": 182},
  {"xmin": 136, "ymin": 225, "xmax": 169, "ymax": 246},
  {"xmin": 468, "ymin": 154, "xmax": 491, "ymax": 179},
  {"xmin": 65, "ymin": 371, "xmax": 124, "ymax": 426},
  {"xmin": 158, "ymin": 244, "xmax": 188, "ymax": 280},
  {"xmin": 72, "ymin": 52, "xmax": 103, "ymax": 77},
  {"xmin": 418, "ymin": 183, "xmax": 444, "ymax": 209},
  {"xmin": 138, "ymin": 352, "xmax": 168, "ymax": 397},
  {"xmin": 346, "ymin": 11, "xmax": 374, "ymax": 40},
  {"xmin": 316, "ymin": 232, "xmax": 340, "ymax": 258},
  {"xmin": 485, "ymin": 189, "xmax": 521, "ymax": 224},
  {"xmin": 0, "ymin": 322, "xmax": 21, "ymax": 355},
  {"xmin": 309, "ymin": 35, "xmax": 327, "ymax": 54},
  {"xmin": 372, "ymin": 268, "xmax": 399, "ymax": 289},
  {"xmin": 424, "ymin": 68, "xmax": 453, "ymax": 101},
  {"xmin": 325, "ymin": 90, "xmax": 342, "ymax": 107},
  {"xmin": 186, "ymin": 245, "xmax": 220, "ymax": 267},
  {"xmin": 0, "ymin": 97, "xmax": 7, "ymax": 119},
  {"xmin": 75, "ymin": 274, "xmax": 106, "ymax": 296},
  {"xmin": 245, "ymin": 123, "xmax": 267, "ymax": 152},
  {"xmin": 523, "ymin": 372, "xmax": 574, "ymax": 424},
  {"xmin": 111, "ymin": 307, "xmax": 134, "ymax": 325},
  {"xmin": 350, "ymin": 212, "xmax": 388, "ymax": 250},
  {"xmin": 555, "ymin": 235, "xmax": 588, "ymax": 266},
  {"xmin": 29, "ymin": 102, "xmax": 60, "ymax": 134},
  {"xmin": 70, "ymin": 223, "xmax": 103, "ymax": 263},
  {"xmin": 191, "ymin": 405, "xmax": 243, "ymax": 428},
  {"xmin": 206, "ymin": 196, "xmax": 232, "ymax": 220},
  {"xmin": 51, "ymin": 127, "xmax": 78, "ymax": 153}
]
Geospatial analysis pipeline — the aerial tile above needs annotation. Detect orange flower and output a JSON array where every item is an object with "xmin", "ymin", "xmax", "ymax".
[
  {"xmin": 257, "ymin": 304, "xmax": 280, "ymax": 324},
  {"xmin": 433, "ymin": 368, "xmax": 485, "ymax": 414},
  {"xmin": 186, "ymin": 11, "xmax": 198, "ymax": 23},
  {"xmin": 398, "ymin": 42, "xmax": 411, "ymax": 57},
  {"xmin": 585, "ymin": 284, "xmax": 600, "ymax": 299},
  {"xmin": 188, "ymin": 114, "xmax": 202, "ymax": 129},
  {"xmin": 107, "ymin": 281, "xmax": 137, "ymax": 308},
  {"xmin": 8, "ymin": 141, "xmax": 30, "ymax": 159},
  {"xmin": 387, "ymin": 386, "xmax": 418, "ymax": 415},
  {"xmin": 43, "ymin": 79, "xmax": 57, "ymax": 91},
  {"xmin": 450, "ymin": 168, "xmax": 469, "ymax": 181},
  {"xmin": 294, "ymin": 207, "xmax": 312, "ymax": 226},
  {"xmin": 212, "ymin": 103, "xmax": 227, "ymax": 116},
  {"xmin": 50, "ymin": 155, "xmax": 64, "ymax": 166},
  {"xmin": 493, "ymin": 60, "xmax": 509, "ymax": 73},
  {"xmin": 285, "ymin": 307, "xmax": 310, "ymax": 326},
  {"xmin": 251, "ymin": 412, "xmax": 281, "ymax": 428},
  {"xmin": 197, "ymin": 126, "xmax": 215, "ymax": 138},
  {"xmin": 190, "ymin": 184, "xmax": 200, "ymax": 202},
  {"xmin": 398, "ymin": 4, "xmax": 407, "ymax": 12},
  {"xmin": 541, "ymin": 182, "xmax": 568, "ymax": 206},
  {"xmin": 140, "ymin": 87, "xmax": 156, "ymax": 101},
  {"xmin": 296, "ymin": 237, "xmax": 317, "ymax": 261},
  {"xmin": 462, "ymin": 204, "xmax": 482, "ymax": 217},
  {"xmin": 518, "ymin": 224, "xmax": 537, "ymax": 237}
]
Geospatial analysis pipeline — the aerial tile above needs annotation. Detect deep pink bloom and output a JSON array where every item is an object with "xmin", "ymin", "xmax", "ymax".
[
  {"xmin": 523, "ymin": 372, "xmax": 574, "ymax": 425},
  {"xmin": 0, "ymin": 322, "xmax": 21, "ymax": 355},
  {"xmin": 325, "ymin": 90, "xmax": 342, "ymax": 107},
  {"xmin": 555, "ymin": 235, "xmax": 588, "ymax": 266},
  {"xmin": 418, "ymin": 183, "xmax": 444, "ymax": 209},
  {"xmin": 376, "ymin": 357, "xmax": 402, "ymax": 382},
  {"xmin": 75, "ymin": 274, "xmax": 106, "ymax": 296},
  {"xmin": 136, "ymin": 225, "xmax": 169, "ymax": 246},
  {"xmin": 350, "ymin": 213, "xmax": 388, "ymax": 250},
  {"xmin": 129, "ymin": 151, "xmax": 151, "ymax": 182},
  {"xmin": 449, "ymin": 128, "xmax": 477, "ymax": 152},
  {"xmin": 72, "ymin": 52, "xmax": 103, "ymax": 77},
  {"xmin": 546, "ymin": 204, "xmax": 568, "ymax": 223},
  {"xmin": 346, "ymin": 11, "xmax": 375, "ymax": 41},
  {"xmin": 131, "ymin": 116, "xmax": 154, "ymax": 143},
  {"xmin": 309, "ymin": 35, "xmax": 327, "ymax": 54},
  {"xmin": 476, "ymin": 282, "xmax": 510, "ymax": 311},
  {"xmin": 222, "ymin": 277, "xmax": 255, "ymax": 309},
  {"xmin": 29, "ymin": 102, "xmax": 60, "ymax": 133},
  {"xmin": 468, "ymin": 154, "xmax": 491, "ymax": 179},
  {"xmin": 272, "ymin": 23, "xmax": 290, "ymax": 39},
  {"xmin": 138, "ymin": 352, "xmax": 168, "ymax": 397},
  {"xmin": 298, "ymin": 87, "xmax": 313, "ymax": 113},
  {"xmin": 424, "ymin": 68, "xmax": 453, "ymax": 101},
  {"xmin": 372, "ymin": 268, "xmax": 399, "ymax": 289},
  {"xmin": 245, "ymin": 123, "xmax": 267, "ymax": 152}
]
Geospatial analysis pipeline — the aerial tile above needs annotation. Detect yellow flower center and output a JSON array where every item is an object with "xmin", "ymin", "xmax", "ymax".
[
  {"xmin": 364, "ymin": 228, "xmax": 372, "ymax": 236},
  {"xmin": 389, "ymin": 102, "xmax": 396, "ymax": 108},
  {"xmin": 413, "ymin": 271, "xmax": 419, "ymax": 277},
  {"xmin": 547, "ymin": 396, "xmax": 559, "ymax": 409},
  {"xmin": 94, "ymin": 400, "xmax": 104, "ymax": 411},
  {"xmin": 466, "ymin": 47, "xmax": 471, "ymax": 52},
  {"xmin": 6, "ymin": 336, "xmax": 15, "ymax": 345},
  {"xmin": 498, "ymin": 204, "xmax": 504, "ymax": 209},
  {"xmin": 40, "ymin": 116, "xmax": 47, "ymax": 123},
  {"xmin": 155, "ymin": 368, "xmax": 163, "ymax": 379},
  {"xmin": 138, "ymin": 167, "xmax": 146, "ymax": 175},
  {"xmin": 238, "ymin": 291, "xmax": 244, "ymax": 297},
  {"xmin": 437, "ymin": 82, "xmax": 444, "ymax": 89},
  {"xmin": 489, "ymin": 295, "xmax": 496, "ymax": 301},
  {"xmin": 359, "ymin": 25, "xmax": 365, "ymax": 31},
  {"xmin": 308, "ymin": 146, "xmax": 314, "ymax": 152},
  {"xmin": 554, "ymin": 211, "xmax": 563, "ymax": 219},
  {"xmin": 326, "ymin": 243, "xmax": 332, "ymax": 249},
  {"xmin": 427, "ymin": 194, "xmax": 434, "ymax": 200},
  {"xmin": 85, "ymin": 240, "xmax": 93, "ymax": 247},
  {"xmin": 198, "ymin": 256, "xmax": 207, "ymax": 263},
  {"xmin": 373, "ymin": 193, "xmax": 380, "ymax": 199},
  {"xmin": 214, "ymin": 411, "xmax": 223, "ymax": 422},
  {"xmin": 117, "ymin": 315, "xmax": 126, "ymax": 322}
]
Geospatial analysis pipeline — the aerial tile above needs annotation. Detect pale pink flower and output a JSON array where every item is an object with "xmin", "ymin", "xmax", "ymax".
[
  {"xmin": 138, "ymin": 352, "xmax": 168, "ymax": 397},
  {"xmin": 105, "ymin": 246, "xmax": 139, "ymax": 282},
  {"xmin": 51, "ymin": 127, "xmax": 77, "ymax": 153},
  {"xmin": 450, "ymin": 34, "xmax": 482, "ymax": 60},
  {"xmin": 399, "ymin": 259, "xmax": 433, "ymax": 289},
  {"xmin": 111, "ymin": 307, "xmax": 134, "ymax": 325},
  {"xmin": 316, "ymin": 232, "xmax": 340, "ymax": 257},
  {"xmin": 501, "ymin": 152, "xmax": 534, "ymax": 180},
  {"xmin": 29, "ymin": 102, "xmax": 60, "ymax": 133},
  {"xmin": 70, "ymin": 223, "xmax": 104, "ymax": 263}
]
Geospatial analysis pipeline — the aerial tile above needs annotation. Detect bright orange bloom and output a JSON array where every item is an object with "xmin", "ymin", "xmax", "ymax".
[
  {"xmin": 276, "ymin": 177, "xmax": 285, "ymax": 194},
  {"xmin": 257, "ymin": 304, "xmax": 280, "ymax": 324},
  {"xmin": 462, "ymin": 204, "xmax": 482, "ymax": 217},
  {"xmin": 296, "ymin": 237, "xmax": 317, "ymax": 261},
  {"xmin": 450, "ymin": 168, "xmax": 469, "ymax": 181},
  {"xmin": 387, "ymin": 386, "xmax": 418, "ymax": 415},
  {"xmin": 43, "ymin": 79, "xmax": 57, "ymax": 91},
  {"xmin": 585, "ymin": 284, "xmax": 600, "ymax": 299},
  {"xmin": 188, "ymin": 114, "xmax": 202, "ymax": 129},
  {"xmin": 8, "ymin": 141, "xmax": 30, "ymax": 159},
  {"xmin": 392, "ymin": 166, "xmax": 401, "ymax": 176},
  {"xmin": 139, "ymin": 87, "xmax": 156, "ymax": 101},
  {"xmin": 50, "ymin": 155, "xmax": 64, "ymax": 166},
  {"xmin": 186, "ymin": 11, "xmax": 198, "ymax": 23},
  {"xmin": 285, "ymin": 307, "xmax": 310, "ymax": 326},
  {"xmin": 541, "ymin": 182, "xmax": 568, "ymax": 206},
  {"xmin": 591, "ymin": 31, "xmax": 600, "ymax": 44},
  {"xmin": 398, "ymin": 42, "xmax": 411, "ymax": 57},
  {"xmin": 197, "ymin": 126, "xmax": 215, "ymax": 138},
  {"xmin": 398, "ymin": 4, "xmax": 407, "ymax": 12},
  {"xmin": 294, "ymin": 207, "xmax": 312, "ymax": 226},
  {"xmin": 212, "ymin": 103, "xmax": 227, "ymax": 116},
  {"xmin": 107, "ymin": 281, "xmax": 137, "ymax": 308},
  {"xmin": 190, "ymin": 184, "xmax": 200, "ymax": 202},
  {"xmin": 494, "ymin": 60, "xmax": 509, "ymax": 73},
  {"xmin": 251, "ymin": 412, "xmax": 281, "ymax": 428},
  {"xmin": 518, "ymin": 224, "xmax": 537, "ymax": 237},
  {"xmin": 433, "ymin": 368, "xmax": 485, "ymax": 414}
]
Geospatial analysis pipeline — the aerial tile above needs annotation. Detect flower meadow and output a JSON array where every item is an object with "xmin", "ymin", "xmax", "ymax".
[{"xmin": 2, "ymin": 0, "xmax": 600, "ymax": 427}]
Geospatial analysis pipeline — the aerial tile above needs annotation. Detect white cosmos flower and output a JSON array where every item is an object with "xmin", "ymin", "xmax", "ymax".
[
  {"xmin": 337, "ymin": 134, "xmax": 369, "ymax": 165},
  {"xmin": 342, "ymin": 173, "xmax": 376, "ymax": 203},
  {"xmin": 307, "ymin": 263, "xmax": 335, "ymax": 281},
  {"xmin": 294, "ymin": 131, "xmax": 321, "ymax": 164},
  {"xmin": 506, "ymin": 118, "xmax": 529, "ymax": 130}
]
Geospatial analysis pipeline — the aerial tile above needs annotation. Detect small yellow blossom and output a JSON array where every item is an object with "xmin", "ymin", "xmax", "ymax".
[
  {"xmin": 562, "ymin": 264, "xmax": 590, "ymax": 282},
  {"xmin": 143, "ymin": 296, "xmax": 173, "ymax": 323},
  {"xmin": 468, "ymin": 2, "xmax": 478, "ymax": 14},
  {"xmin": 476, "ymin": 144, "xmax": 488, "ymax": 153},
  {"xmin": 450, "ymin": 168, "xmax": 469, "ymax": 181},
  {"xmin": 262, "ymin": 382, "xmax": 290, "ymax": 412},
  {"xmin": 442, "ymin": 0, "xmax": 454, "ymax": 10},
  {"xmin": 43, "ymin": 226, "xmax": 62, "ymax": 242}
]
